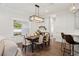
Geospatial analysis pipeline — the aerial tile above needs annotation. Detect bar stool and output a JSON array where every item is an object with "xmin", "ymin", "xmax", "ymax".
[
  {"xmin": 61, "ymin": 33, "xmax": 69, "ymax": 55},
  {"xmin": 63, "ymin": 34, "xmax": 79, "ymax": 56}
]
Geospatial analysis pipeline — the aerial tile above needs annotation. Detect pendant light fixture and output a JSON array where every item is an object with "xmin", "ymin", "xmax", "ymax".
[
  {"xmin": 70, "ymin": 3, "xmax": 79, "ymax": 14},
  {"xmin": 30, "ymin": 4, "xmax": 44, "ymax": 22}
]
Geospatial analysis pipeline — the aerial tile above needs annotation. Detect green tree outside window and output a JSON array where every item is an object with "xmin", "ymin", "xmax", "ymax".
[
  {"xmin": 14, "ymin": 20, "xmax": 22, "ymax": 29},
  {"xmin": 14, "ymin": 20, "xmax": 22, "ymax": 36}
]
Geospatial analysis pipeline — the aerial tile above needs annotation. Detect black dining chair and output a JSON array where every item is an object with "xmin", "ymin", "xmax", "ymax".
[{"xmin": 61, "ymin": 33, "xmax": 79, "ymax": 56}]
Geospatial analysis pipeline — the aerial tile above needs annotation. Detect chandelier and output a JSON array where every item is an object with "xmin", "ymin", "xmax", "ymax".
[
  {"xmin": 30, "ymin": 4, "xmax": 44, "ymax": 22},
  {"xmin": 70, "ymin": 3, "xmax": 79, "ymax": 14}
]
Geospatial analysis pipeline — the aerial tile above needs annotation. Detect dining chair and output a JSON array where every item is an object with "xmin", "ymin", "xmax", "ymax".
[
  {"xmin": 43, "ymin": 33, "xmax": 50, "ymax": 47},
  {"xmin": 22, "ymin": 35, "xmax": 31, "ymax": 52},
  {"xmin": 34, "ymin": 35, "xmax": 44, "ymax": 50}
]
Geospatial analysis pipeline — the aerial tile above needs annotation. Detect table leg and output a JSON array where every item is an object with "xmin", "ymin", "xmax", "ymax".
[
  {"xmin": 31, "ymin": 42, "xmax": 34, "ymax": 53},
  {"xmin": 25, "ymin": 46, "xmax": 26, "ymax": 53}
]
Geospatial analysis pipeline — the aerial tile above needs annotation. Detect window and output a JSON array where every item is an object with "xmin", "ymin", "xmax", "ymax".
[
  {"xmin": 14, "ymin": 20, "xmax": 22, "ymax": 29},
  {"xmin": 13, "ymin": 20, "xmax": 22, "ymax": 36}
]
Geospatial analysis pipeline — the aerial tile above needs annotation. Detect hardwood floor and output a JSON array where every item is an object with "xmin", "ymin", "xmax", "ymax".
[{"xmin": 17, "ymin": 39, "xmax": 64, "ymax": 56}]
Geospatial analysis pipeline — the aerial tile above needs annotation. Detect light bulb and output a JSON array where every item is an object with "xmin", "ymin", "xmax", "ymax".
[{"xmin": 72, "ymin": 6, "xmax": 76, "ymax": 10}]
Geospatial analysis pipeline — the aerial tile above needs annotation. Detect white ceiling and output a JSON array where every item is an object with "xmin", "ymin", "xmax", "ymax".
[{"xmin": 0, "ymin": 3, "xmax": 79, "ymax": 18}]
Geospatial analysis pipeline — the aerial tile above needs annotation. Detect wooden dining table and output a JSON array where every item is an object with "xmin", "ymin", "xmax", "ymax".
[{"xmin": 26, "ymin": 35, "xmax": 39, "ymax": 52}]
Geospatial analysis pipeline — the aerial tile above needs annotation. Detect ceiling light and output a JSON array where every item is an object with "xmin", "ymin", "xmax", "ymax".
[
  {"xmin": 70, "ymin": 3, "xmax": 78, "ymax": 13},
  {"xmin": 29, "ymin": 4, "xmax": 44, "ymax": 22},
  {"xmin": 72, "ymin": 6, "xmax": 76, "ymax": 10}
]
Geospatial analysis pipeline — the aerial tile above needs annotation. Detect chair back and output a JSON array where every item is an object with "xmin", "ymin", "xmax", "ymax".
[
  {"xmin": 64, "ymin": 35, "xmax": 75, "ymax": 44},
  {"xmin": 22, "ymin": 39, "xmax": 31, "ymax": 45},
  {"xmin": 38, "ymin": 35, "xmax": 44, "ymax": 43},
  {"xmin": 46, "ymin": 34, "xmax": 50, "ymax": 42},
  {"xmin": 61, "ymin": 32, "xmax": 65, "ymax": 39}
]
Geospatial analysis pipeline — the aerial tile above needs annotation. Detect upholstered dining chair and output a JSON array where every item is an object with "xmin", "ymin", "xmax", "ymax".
[
  {"xmin": 34, "ymin": 35, "xmax": 44, "ymax": 50},
  {"xmin": 43, "ymin": 33, "xmax": 50, "ymax": 47},
  {"xmin": 22, "ymin": 35, "xmax": 31, "ymax": 52}
]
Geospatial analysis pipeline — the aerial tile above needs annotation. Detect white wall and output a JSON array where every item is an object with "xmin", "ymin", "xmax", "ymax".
[
  {"xmin": 0, "ymin": 7, "xmax": 28, "ymax": 43},
  {"xmin": 0, "ymin": 11, "xmax": 13, "ymax": 38},
  {"xmin": 52, "ymin": 11, "xmax": 75, "ymax": 42}
]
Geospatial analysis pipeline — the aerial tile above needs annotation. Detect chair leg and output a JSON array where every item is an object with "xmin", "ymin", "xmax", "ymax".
[
  {"xmin": 22, "ymin": 45, "xmax": 24, "ymax": 51},
  {"xmin": 41, "ymin": 44, "xmax": 43, "ymax": 49},
  {"xmin": 71, "ymin": 45, "xmax": 74, "ymax": 56},
  {"xmin": 61, "ymin": 38, "xmax": 64, "ymax": 55},
  {"xmin": 63, "ymin": 43, "xmax": 66, "ymax": 56},
  {"xmin": 61, "ymin": 43, "xmax": 64, "ymax": 55},
  {"xmin": 36, "ymin": 44, "xmax": 40, "ymax": 51},
  {"xmin": 22, "ymin": 45, "xmax": 27, "ymax": 53},
  {"xmin": 25, "ymin": 46, "xmax": 27, "ymax": 52},
  {"xmin": 69, "ymin": 44, "xmax": 71, "ymax": 56}
]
